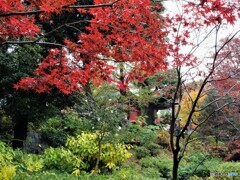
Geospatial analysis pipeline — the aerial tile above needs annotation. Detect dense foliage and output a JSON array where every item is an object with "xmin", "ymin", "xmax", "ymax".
[{"xmin": 1, "ymin": 0, "xmax": 240, "ymax": 179}]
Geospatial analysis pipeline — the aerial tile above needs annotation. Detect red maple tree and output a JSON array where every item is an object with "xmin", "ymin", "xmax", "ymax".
[{"xmin": 0, "ymin": 0, "xmax": 168, "ymax": 94}]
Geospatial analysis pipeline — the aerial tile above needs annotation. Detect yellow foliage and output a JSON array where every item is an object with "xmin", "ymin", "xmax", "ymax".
[
  {"xmin": 0, "ymin": 166, "xmax": 16, "ymax": 180},
  {"xmin": 179, "ymin": 90, "xmax": 207, "ymax": 125}
]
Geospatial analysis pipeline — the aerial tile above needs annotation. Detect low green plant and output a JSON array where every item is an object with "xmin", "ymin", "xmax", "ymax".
[
  {"xmin": 21, "ymin": 155, "xmax": 43, "ymax": 173},
  {"xmin": 134, "ymin": 146, "xmax": 151, "ymax": 159},
  {"xmin": 139, "ymin": 157, "xmax": 171, "ymax": 178},
  {"xmin": 179, "ymin": 153, "xmax": 210, "ymax": 179},
  {"xmin": 139, "ymin": 125, "xmax": 159, "ymax": 147},
  {"xmin": 66, "ymin": 132, "xmax": 132, "ymax": 171},
  {"xmin": 41, "ymin": 114, "xmax": 88, "ymax": 147},
  {"xmin": 141, "ymin": 167, "xmax": 162, "ymax": 179},
  {"xmin": 147, "ymin": 143, "xmax": 162, "ymax": 156},
  {"xmin": 42, "ymin": 132, "xmax": 132, "ymax": 175},
  {"xmin": 14, "ymin": 170, "xmax": 79, "ymax": 180},
  {"xmin": 0, "ymin": 166, "xmax": 16, "ymax": 180},
  {"xmin": 206, "ymin": 160, "xmax": 240, "ymax": 173},
  {"xmin": 43, "ymin": 147, "xmax": 85, "ymax": 173},
  {"xmin": 111, "ymin": 167, "xmax": 145, "ymax": 180},
  {"xmin": 0, "ymin": 115, "xmax": 13, "ymax": 144},
  {"xmin": 0, "ymin": 141, "xmax": 43, "ymax": 179},
  {"xmin": 0, "ymin": 141, "xmax": 16, "ymax": 180}
]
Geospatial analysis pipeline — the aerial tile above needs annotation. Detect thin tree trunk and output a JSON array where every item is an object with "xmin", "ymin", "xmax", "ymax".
[
  {"xmin": 94, "ymin": 134, "xmax": 104, "ymax": 175},
  {"xmin": 94, "ymin": 141, "xmax": 101, "ymax": 174},
  {"xmin": 172, "ymin": 152, "xmax": 179, "ymax": 180}
]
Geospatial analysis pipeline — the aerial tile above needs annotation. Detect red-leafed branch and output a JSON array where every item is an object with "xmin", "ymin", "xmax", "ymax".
[
  {"xmin": 0, "ymin": 41, "xmax": 65, "ymax": 47},
  {"xmin": 0, "ymin": 0, "xmax": 119, "ymax": 17}
]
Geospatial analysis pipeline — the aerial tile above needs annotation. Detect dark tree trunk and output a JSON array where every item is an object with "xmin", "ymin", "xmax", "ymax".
[
  {"xmin": 145, "ymin": 104, "xmax": 155, "ymax": 125},
  {"xmin": 12, "ymin": 116, "xmax": 28, "ymax": 149},
  {"xmin": 172, "ymin": 152, "xmax": 179, "ymax": 180}
]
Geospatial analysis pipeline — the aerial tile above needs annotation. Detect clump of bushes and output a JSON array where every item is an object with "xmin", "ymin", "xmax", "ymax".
[
  {"xmin": 0, "ymin": 130, "xmax": 132, "ymax": 178},
  {"xmin": 139, "ymin": 157, "xmax": 171, "ymax": 178},
  {"xmin": 134, "ymin": 146, "xmax": 151, "ymax": 159},
  {"xmin": 44, "ymin": 131, "xmax": 132, "ymax": 175},
  {"xmin": 40, "ymin": 114, "xmax": 88, "ymax": 147},
  {"xmin": 0, "ymin": 141, "xmax": 44, "ymax": 179}
]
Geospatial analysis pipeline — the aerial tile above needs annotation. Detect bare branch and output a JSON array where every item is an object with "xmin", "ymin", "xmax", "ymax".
[
  {"xmin": 216, "ymin": 102, "xmax": 240, "ymax": 132},
  {"xmin": 179, "ymin": 101, "xmax": 236, "ymax": 159},
  {"xmin": 194, "ymin": 96, "xmax": 233, "ymax": 112}
]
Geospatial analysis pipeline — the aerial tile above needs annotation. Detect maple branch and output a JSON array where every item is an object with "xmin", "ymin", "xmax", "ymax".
[
  {"xmin": 217, "ymin": 102, "xmax": 240, "ymax": 132},
  {"xmin": 0, "ymin": 10, "xmax": 44, "ymax": 17},
  {"xmin": 179, "ymin": 101, "xmax": 236, "ymax": 160},
  {"xmin": 0, "ymin": 20, "xmax": 87, "ymax": 47},
  {"xmin": 194, "ymin": 96, "xmax": 232, "ymax": 112},
  {"xmin": 0, "ymin": 0, "xmax": 119, "ymax": 17},
  {"xmin": 178, "ymin": 28, "xmax": 240, "ymax": 141},
  {"xmin": 0, "ymin": 41, "xmax": 65, "ymax": 47},
  {"xmin": 181, "ymin": 25, "xmax": 218, "ymax": 78},
  {"xmin": 64, "ymin": 0, "xmax": 119, "ymax": 9}
]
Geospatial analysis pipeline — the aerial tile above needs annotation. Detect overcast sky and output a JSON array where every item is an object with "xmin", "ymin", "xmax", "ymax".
[{"xmin": 163, "ymin": 0, "xmax": 240, "ymax": 81}]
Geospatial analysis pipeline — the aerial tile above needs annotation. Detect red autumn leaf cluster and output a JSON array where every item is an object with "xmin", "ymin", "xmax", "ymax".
[
  {"xmin": 165, "ymin": 0, "xmax": 240, "ymax": 67},
  {"xmin": 211, "ymin": 37, "xmax": 240, "ymax": 98},
  {"xmin": 1, "ymin": 0, "xmax": 240, "ymax": 94},
  {"xmin": 11, "ymin": 0, "xmax": 168, "ymax": 94}
]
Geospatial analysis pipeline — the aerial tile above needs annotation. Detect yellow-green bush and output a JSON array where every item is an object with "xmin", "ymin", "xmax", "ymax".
[
  {"xmin": 66, "ymin": 132, "xmax": 132, "ymax": 171},
  {"xmin": 0, "ymin": 166, "xmax": 16, "ymax": 180},
  {"xmin": 42, "ymin": 132, "xmax": 132, "ymax": 175},
  {"xmin": 43, "ymin": 147, "xmax": 85, "ymax": 173}
]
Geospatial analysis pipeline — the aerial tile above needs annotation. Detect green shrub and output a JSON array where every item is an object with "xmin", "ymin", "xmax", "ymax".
[
  {"xmin": 43, "ymin": 147, "xmax": 85, "ymax": 173},
  {"xmin": 21, "ymin": 154, "xmax": 43, "ymax": 173},
  {"xmin": 14, "ymin": 170, "xmax": 79, "ymax": 180},
  {"xmin": 112, "ymin": 167, "xmax": 145, "ymax": 180},
  {"xmin": 147, "ymin": 143, "xmax": 162, "ymax": 156},
  {"xmin": 66, "ymin": 132, "xmax": 132, "ymax": 171},
  {"xmin": 0, "ymin": 141, "xmax": 43, "ymax": 178},
  {"xmin": 139, "ymin": 125, "xmax": 158, "ymax": 147},
  {"xmin": 41, "ymin": 114, "xmax": 88, "ymax": 147},
  {"xmin": 134, "ymin": 146, "xmax": 151, "ymax": 159},
  {"xmin": 206, "ymin": 160, "xmax": 240, "ymax": 173},
  {"xmin": 179, "ymin": 166, "xmax": 210, "ymax": 180},
  {"xmin": 139, "ymin": 157, "xmax": 171, "ymax": 178},
  {"xmin": 42, "ymin": 132, "xmax": 132, "ymax": 174},
  {"xmin": 0, "ymin": 141, "xmax": 15, "ymax": 179},
  {"xmin": 141, "ymin": 167, "xmax": 162, "ymax": 179},
  {"xmin": 179, "ymin": 153, "xmax": 211, "ymax": 179},
  {"xmin": 0, "ymin": 115, "xmax": 13, "ymax": 144}
]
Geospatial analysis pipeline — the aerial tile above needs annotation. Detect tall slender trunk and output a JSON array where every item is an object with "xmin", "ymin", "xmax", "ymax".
[
  {"xmin": 172, "ymin": 152, "xmax": 179, "ymax": 180},
  {"xmin": 12, "ymin": 116, "xmax": 28, "ymax": 149},
  {"xmin": 94, "ymin": 140, "xmax": 102, "ymax": 174}
]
